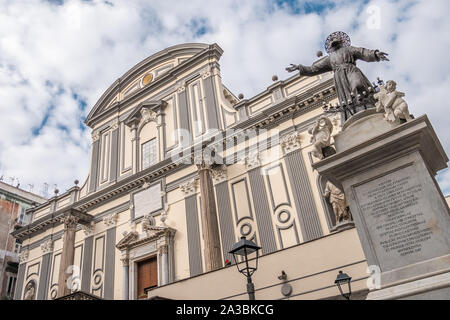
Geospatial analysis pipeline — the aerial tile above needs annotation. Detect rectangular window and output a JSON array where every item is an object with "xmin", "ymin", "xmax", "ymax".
[
  {"xmin": 18, "ymin": 206, "xmax": 26, "ymax": 225},
  {"xmin": 7, "ymin": 276, "xmax": 16, "ymax": 296},
  {"xmin": 141, "ymin": 139, "xmax": 157, "ymax": 170},
  {"xmin": 14, "ymin": 240, "xmax": 21, "ymax": 254},
  {"xmin": 101, "ymin": 132, "xmax": 110, "ymax": 182},
  {"xmin": 137, "ymin": 257, "xmax": 158, "ymax": 298}
]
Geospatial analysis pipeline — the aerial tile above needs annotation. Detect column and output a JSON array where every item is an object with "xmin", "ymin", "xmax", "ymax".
[
  {"xmin": 57, "ymin": 215, "xmax": 79, "ymax": 298},
  {"xmin": 120, "ymin": 254, "xmax": 129, "ymax": 300},
  {"xmin": 159, "ymin": 245, "xmax": 169, "ymax": 286},
  {"xmin": 196, "ymin": 156, "xmax": 222, "ymax": 272}
]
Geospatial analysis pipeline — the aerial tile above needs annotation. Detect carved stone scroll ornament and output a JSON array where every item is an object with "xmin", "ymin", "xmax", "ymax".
[
  {"xmin": 374, "ymin": 80, "xmax": 413, "ymax": 123},
  {"xmin": 308, "ymin": 116, "xmax": 335, "ymax": 160},
  {"xmin": 19, "ymin": 249, "xmax": 29, "ymax": 264},
  {"xmin": 322, "ymin": 181, "xmax": 352, "ymax": 223}
]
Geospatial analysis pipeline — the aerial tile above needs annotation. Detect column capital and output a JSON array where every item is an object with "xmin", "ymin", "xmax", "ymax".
[{"xmin": 62, "ymin": 215, "xmax": 80, "ymax": 231}]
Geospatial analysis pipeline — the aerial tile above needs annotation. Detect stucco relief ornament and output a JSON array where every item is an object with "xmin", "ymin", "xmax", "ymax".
[
  {"xmin": 176, "ymin": 80, "xmax": 186, "ymax": 93},
  {"xmin": 103, "ymin": 212, "xmax": 118, "ymax": 227},
  {"xmin": 374, "ymin": 80, "xmax": 413, "ymax": 123},
  {"xmin": 245, "ymin": 151, "xmax": 261, "ymax": 170},
  {"xmin": 200, "ymin": 65, "xmax": 212, "ymax": 79},
  {"xmin": 179, "ymin": 179, "xmax": 198, "ymax": 196},
  {"xmin": 91, "ymin": 132, "xmax": 100, "ymax": 142},
  {"xmin": 141, "ymin": 214, "xmax": 156, "ymax": 234},
  {"xmin": 308, "ymin": 116, "xmax": 335, "ymax": 160},
  {"xmin": 280, "ymin": 131, "xmax": 302, "ymax": 154},
  {"xmin": 211, "ymin": 165, "xmax": 227, "ymax": 184},
  {"xmin": 40, "ymin": 239, "xmax": 54, "ymax": 254},
  {"xmin": 140, "ymin": 108, "xmax": 157, "ymax": 124},
  {"xmin": 81, "ymin": 221, "xmax": 95, "ymax": 236},
  {"xmin": 19, "ymin": 250, "xmax": 29, "ymax": 263},
  {"xmin": 322, "ymin": 181, "xmax": 352, "ymax": 223}
]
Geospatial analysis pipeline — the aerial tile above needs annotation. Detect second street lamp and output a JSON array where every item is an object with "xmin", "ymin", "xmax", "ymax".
[
  {"xmin": 229, "ymin": 236, "xmax": 261, "ymax": 300},
  {"xmin": 334, "ymin": 270, "xmax": 352, "ymax": 300}
]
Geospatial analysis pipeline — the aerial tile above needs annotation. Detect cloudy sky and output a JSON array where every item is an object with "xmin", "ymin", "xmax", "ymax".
[{"xmin": 0, "ymin": 0, "xmax": 449, "ymax": 197}]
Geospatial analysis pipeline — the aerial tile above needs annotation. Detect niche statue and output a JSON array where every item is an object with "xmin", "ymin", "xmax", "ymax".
[
  {"xmin": 23, "ymin": 280, "xmax": 36, "ymax": 300},
  {"xmin": 322, "ymin": 181, "xmax": 352, "ymax": 224},
  {"xmin": 286, "ymin": 31, "xmax": 389, "ymax": 105}
]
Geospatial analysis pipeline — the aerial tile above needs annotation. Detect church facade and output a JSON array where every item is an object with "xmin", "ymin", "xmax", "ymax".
[{"xmin": 12, "ymin": 43, "xmax": 372, "ymax": 300}]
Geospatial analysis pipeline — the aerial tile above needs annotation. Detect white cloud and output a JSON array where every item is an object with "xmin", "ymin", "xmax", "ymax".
[{"xmin": 0, "ymin": 0, "xmax": 449, "ymax": 196}]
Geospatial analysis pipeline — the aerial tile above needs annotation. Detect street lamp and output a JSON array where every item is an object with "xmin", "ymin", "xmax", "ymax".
[
  {"xmin": 334, "ymin": 270, "xmax": 352, "ymax": 300},
  {"xmin": 229, "ymin": 236, "xmax": 261, "ymax": 300}
]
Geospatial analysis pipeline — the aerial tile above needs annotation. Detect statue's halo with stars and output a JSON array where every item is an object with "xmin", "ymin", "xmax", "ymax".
[{"xmin": 325, "ymin": 31, "xmax": 351, "ymax": 54}]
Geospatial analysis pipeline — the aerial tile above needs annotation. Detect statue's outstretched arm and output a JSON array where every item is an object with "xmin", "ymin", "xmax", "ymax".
[
  {"xmin": 298, "ymin": 56, "xmax": 332, "ymax": 76},
  {"xmin": 352, "ymin": 46, "xmax": 389, "ymax": 62},
  {"xmin": 286, "ymin": 56, "xmax": 331, "ymax": 76}
]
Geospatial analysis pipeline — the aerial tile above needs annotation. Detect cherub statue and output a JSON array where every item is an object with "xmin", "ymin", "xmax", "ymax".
[
  {"xmin": 23, "ymin": 281, "xmax": 36, "ymax": 300},
  {"xmin": 322, "ymin": 181, "xmax": 352, "ymax": 223},
  {"xmin": 374, "ymin": 80, "xmax": 412, "ymax": 123},
  {"xmin": 308, "ymin": 116, "xmax": 333, "ymax": 160}
]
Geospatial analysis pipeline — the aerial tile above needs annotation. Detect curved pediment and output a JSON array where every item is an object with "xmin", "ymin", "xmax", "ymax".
[{"xmin": 85, "ymin": 43, "xmax": 221, "ymax": 127}]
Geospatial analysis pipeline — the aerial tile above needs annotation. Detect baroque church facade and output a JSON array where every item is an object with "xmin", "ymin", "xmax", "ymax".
[{"xmin": 12, "ymin": 43, "xmax": 371, "ymax": 300}]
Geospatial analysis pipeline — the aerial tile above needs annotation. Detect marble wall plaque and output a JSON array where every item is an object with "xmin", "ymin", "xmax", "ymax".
[
  {"xmin": 133, "ymin": 183, "xmax": 163, "ymax": 219},
  {"xmin": 354, "ymin": 164, "xmax": 450, "ymax": 271}
]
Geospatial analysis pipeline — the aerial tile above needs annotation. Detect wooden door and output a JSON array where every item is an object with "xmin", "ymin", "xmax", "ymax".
[{"xmin": 137, "ymin": 256, "xmax": 158, "ymax": 298}]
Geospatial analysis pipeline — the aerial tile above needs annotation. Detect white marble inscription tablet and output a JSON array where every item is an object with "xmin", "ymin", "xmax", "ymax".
[{"xmin": 133, "ymin": 183, "xmax": 162, "ymax": 219}]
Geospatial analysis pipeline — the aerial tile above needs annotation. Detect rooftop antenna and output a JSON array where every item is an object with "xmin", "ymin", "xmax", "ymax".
[{"xmin": 41, "ymin": 182, "xmax": 49, "ymax": 198}]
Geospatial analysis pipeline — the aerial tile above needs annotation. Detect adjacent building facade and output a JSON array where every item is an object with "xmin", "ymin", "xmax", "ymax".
[
  {"xmin": 12, "ymin": 43, "xmax": 391, "ymax": 300},
  {"xmin": 0, "ymin": 181, "xmax": 46, "ymax": 299}
]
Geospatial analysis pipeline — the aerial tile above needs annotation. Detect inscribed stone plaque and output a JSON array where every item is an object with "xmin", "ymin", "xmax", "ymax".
[
  {"xmin": 133, "ymin": 183, "xmax": 163, "ymax": 219},
  {"xmin": 354, "ymin": 164, "xmax": 450, "ymax": 271}
]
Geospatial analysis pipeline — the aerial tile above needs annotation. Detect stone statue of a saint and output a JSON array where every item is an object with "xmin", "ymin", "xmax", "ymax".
[
  {"xmin": 322, "ymin": 181, "xmax": 352, "ymax": 223},
  {"xmin": 286, "ymin": 31, "xmax": 389, "ymax": 105},
  {"xmin": 23, "ymin": 281, "xmax": 36, "ymax": 300},
  {"xmin": 308, "ymin": 116, "xmax": 334, "ymax": 160},
  {"xmin": 375, "ymin": 80, "xmax": 412, "ymax": 123}
]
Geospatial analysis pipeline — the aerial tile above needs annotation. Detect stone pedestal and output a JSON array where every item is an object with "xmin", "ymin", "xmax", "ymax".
[{"xmin": 313, "ymin": 110, "xmax": 450, "ymax": 299}]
